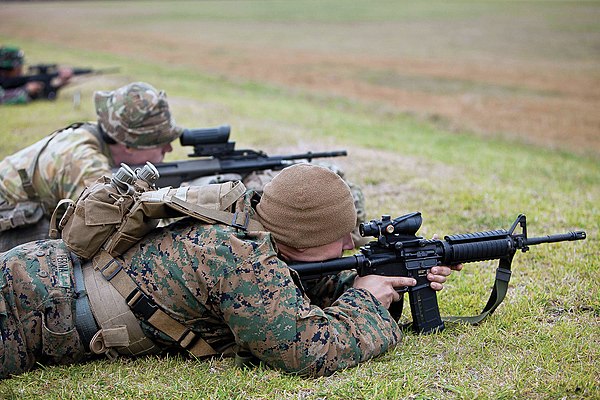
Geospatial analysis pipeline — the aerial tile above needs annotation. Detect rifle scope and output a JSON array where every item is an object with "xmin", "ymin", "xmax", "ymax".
[
  {"xmin": 180, "ymin": 125, "xmax": 231, "ymax": 146},
  {"xmin": 360, "ymin": 212, "xmax": 422, "ymax": 237}
]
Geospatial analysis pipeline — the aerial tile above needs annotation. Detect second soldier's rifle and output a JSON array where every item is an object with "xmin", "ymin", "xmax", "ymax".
[
  {"xmin": 290, "ymin": 212, "xmax": 586, "ymax": 334},
  {"xmin": 148, "ymin": 125, "xmax": 348, "ymax": 187},
  {"xmin": 0, "ymin": 63, "xmax": 119, "ymax": 100}
]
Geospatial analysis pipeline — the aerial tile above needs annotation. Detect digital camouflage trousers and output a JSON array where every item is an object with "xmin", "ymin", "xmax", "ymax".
[{"xmin": 0, "ymin": 240, "xmax": 85, "ymax": 379}]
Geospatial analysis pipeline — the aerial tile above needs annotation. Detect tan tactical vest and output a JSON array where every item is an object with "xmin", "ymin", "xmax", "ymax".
[{"xmin": 51, "ymin": 163, "xmax": 262, "ymax": 359}]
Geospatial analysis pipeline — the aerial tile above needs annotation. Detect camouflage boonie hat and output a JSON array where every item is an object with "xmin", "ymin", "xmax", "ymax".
[
  {"xmin": 0, "ymin": 46, "xmax": 24, "ymax": 70},
  {"xmin": 94, "ymin": 82, "xmax": 183, "ymax": 149}
]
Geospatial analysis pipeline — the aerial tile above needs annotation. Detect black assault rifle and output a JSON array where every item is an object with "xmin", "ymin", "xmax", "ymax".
[
  {"xmin": 0, "ymin": 63, "xmax": 119, "ymax": 100},
  {"xmin": 150, "ymin": 125, "xmax": 347, "ymax": 187},
  {"xmin": 290, "ymin": 212, "xmax": 586, "ymax": 334}
]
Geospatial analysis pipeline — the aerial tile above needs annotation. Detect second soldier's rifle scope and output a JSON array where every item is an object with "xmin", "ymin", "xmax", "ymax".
[{"xmin": 145, "ymin": 124, "xmax": 347, "ymax": 187}]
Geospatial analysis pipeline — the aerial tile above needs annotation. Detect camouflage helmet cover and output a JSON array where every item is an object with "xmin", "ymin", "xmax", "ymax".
[
  {"xmin": 94, "ymin": 82, "xmax": 183, "ymax": 149},
  {"xmin": 0, "ymin": 46, "xmax": 25, "ymax": 70}
]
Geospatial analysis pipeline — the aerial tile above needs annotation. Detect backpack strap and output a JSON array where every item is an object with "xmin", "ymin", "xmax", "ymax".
[
  {"xmin": 169, "ymin": 195, "xmax": 264, "ymax": 231},
  {"xmin": 83, "ymin": 255, "xmax": 160, "ymax": 359},
  {"xmin": 18, "ymin": 122, "xmax": 86, "ymax": 202},
  {"xmin": 92, "ymin": 249, "xmax": 219, "ymax": 358}
]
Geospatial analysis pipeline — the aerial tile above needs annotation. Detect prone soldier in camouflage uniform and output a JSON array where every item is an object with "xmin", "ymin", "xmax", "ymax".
[
  {"xmin": 0, "ymin": 81, "xmax": 182, "ymax": 251},
  {"xmin": 0, "ymin": 164, "xmax": 459, "ymax": 378},
  {"xmin": 0, "ymin": 46, "xmax": 73, "ymax": 105}
]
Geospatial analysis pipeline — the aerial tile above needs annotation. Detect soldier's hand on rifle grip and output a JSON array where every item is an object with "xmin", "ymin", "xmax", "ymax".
[
  {"xmin": 427, "ymin": 265, "xmax": 461, "ymax": 291},
  {"xmin": 353, "ymin": 275, "xmax": 417, "ymax": 309},
  {"xmin": 54, "ymin": 67, "xmax": 73, "ymax": 87},
  {"xmin": 25, "ymin": 81, "xmax": 44, "ymax": 96},
  {"xmin": 428, "ymin": 234, "xmax": 463, "ymax": 291}
]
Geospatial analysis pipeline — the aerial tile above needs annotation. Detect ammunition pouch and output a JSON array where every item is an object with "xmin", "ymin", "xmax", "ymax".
[{"xmin": 51, "ymin": 176, "xmax": 137, "ymax": 259}]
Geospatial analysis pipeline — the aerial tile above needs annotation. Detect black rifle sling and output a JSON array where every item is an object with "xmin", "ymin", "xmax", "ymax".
[{"xmin": 442, "ymin": 254, "xmax": 514, "ymax": 325}]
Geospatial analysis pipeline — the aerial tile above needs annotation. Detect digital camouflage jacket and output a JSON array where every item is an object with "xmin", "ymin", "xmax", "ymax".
[
  {"xmin": 0, "ymin": 86, "xmax": 29, "ymax": 105},
  {"xmin": 0, "ymin": 193, "xmax": 402, "ymax": 378},
  {"xmin": 117, "ymin": 193, "xmax": 402, "ymax": 376}
]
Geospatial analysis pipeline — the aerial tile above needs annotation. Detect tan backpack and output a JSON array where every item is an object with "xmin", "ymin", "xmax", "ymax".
[
  {"xmin": 50, "ymin": 162, "xmax": 261, "ymax": 260},
  {"xmin": 49, "ymin": 162, "xmax": 265, "ymax": 360}
]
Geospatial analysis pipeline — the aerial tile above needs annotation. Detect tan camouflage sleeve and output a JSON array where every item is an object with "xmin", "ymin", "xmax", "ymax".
[
  {"xmin": 49, "ymin": 136, "xmax": 112, "ymax": 202},
  {"xmin": 215, "ymin": 235, "xmax": 402, "ymax": 376}
]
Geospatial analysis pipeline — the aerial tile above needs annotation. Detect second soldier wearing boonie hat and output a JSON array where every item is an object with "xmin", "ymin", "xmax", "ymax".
[
  {"xmin": 0, "ymin": 81, "xmax": 183, "ymax": 250},
  {"xmin": 94, "ymin": 82, "xmax": 183, "ymax": 149}
]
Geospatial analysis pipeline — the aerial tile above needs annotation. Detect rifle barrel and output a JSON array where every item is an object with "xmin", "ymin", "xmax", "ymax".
[
  {"xmin": 526, "ymin": 231, "xmax": 586, "ymax": 246},
  {"xmin": 73, "ymin": 67, "xmax": 120, "ymax": 75},
  {"xmin": 279, "ymin": 150, "xmax": 347, "ymax": 161}
]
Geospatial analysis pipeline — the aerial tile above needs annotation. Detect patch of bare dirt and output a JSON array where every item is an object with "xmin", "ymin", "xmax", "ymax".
[
  {"xmin": 1, "ymin": 3, "xmax": 599, "ymax": 157},
  {"xmin": 166, "ymin": 46, "xmax": 600, "ymax": 156}
]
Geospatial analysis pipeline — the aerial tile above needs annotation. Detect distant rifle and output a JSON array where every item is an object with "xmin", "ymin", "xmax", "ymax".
[
  {"xmin": 150, "ymin": 125, "xmax": 348, "ymax": 187},
  {"xmin": 290, "ymin": 212, "xmax": 586, "ymax": 334},
  {"xmin": 0, "ymin": 63, "xmax": 119, "ymax": 100}
]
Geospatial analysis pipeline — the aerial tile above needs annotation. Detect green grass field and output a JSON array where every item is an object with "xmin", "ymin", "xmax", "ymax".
[{"xmin": 0, "ymin": 1, "xmax": 598, "ymax": 399}]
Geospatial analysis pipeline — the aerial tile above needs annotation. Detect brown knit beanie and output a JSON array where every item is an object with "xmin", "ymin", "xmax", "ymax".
[{"xmin": 256, "ymin": 163, "xmax": 357, "ymax": 248}]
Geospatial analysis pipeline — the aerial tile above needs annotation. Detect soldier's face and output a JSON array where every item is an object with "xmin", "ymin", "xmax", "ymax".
[
  {"xmin": 280, "ymin": 232, "xmax": 355, "ymax": 262},
  {"xmin": 323, "ymin": 232, "xmax": 355, "ymax": 258},
  {"xmin": 123, "ymin": 142, "xmax": 173, "ymax": 164}
]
